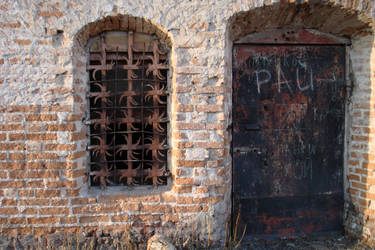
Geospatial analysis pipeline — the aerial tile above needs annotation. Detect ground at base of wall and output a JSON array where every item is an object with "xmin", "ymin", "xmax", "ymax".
[
  {"xmin": 240, "ymin": 234, "xmax": 373, "ymax": 250},
  {"xmin": 0, "ymin": 233, "xmax": 372, "ymax": 249}
]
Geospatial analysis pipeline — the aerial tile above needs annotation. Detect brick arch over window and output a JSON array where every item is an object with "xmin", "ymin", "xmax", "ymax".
[
  {"xmin": 226, "ymin": 1, "xmax": 375, "ymax": 242},
  {"xmin": 71, "ymin": 15, "xmax": 173, "ymax": 191},
  {"xmin": 75, "ymin": 15, "xmax": 172, "ymax": 48}
]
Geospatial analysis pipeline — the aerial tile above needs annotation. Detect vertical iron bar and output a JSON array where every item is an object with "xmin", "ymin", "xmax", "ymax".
[
  {"xmin": 127, "ymin": 32, "xmax": 134, "ymax": 185},
  {"xmin": 141, "ymin": 40, "xmax": 145, "ymax": 185}
]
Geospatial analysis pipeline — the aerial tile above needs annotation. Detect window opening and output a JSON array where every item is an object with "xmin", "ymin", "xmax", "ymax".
[{"xmin": 87, "ymin": 31, "xmax": 169, "ymax": 189}]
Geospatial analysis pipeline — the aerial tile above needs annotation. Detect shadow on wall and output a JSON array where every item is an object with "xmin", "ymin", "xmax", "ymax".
[{"xmin": 225, "ymin": 0, "xmax": 375, "ymax": 242}]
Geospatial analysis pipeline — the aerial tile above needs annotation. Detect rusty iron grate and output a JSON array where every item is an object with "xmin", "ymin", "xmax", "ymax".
[{"xmin": 87, "ymin": 32, "xmax": 169, "ymax": 189}]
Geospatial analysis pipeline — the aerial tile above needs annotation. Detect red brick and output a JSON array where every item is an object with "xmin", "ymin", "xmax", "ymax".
[
  {"xmin": 14, "ymin": 39, "xmax": 31, "ymax": 45},
  {"xmin": 175, "ymin": 177, "xmax": 199, "ymax": 185},
  {"xmin": 25, "ymin": 114, "xmax": 57, "ymax": 121},
  {"xmin": 8, "ymin": 133, "xmax": 24, "ymax": 141},
  {"xmin": 355, "ymin": 168, "xmax": 373, "ymax": 176},
  {"xmin": 92, "ymin": 204, "xmax": 121, "ymax": 213},
  {"xmin": 172, "ymin": 132, "xmax": 188, "ymax": 140},
  {"xmin": 27, "ymin": 217, "xmax": 59, "ymax": 224},
  {"xmin": 5, "ymin": 114, "xmax": 23, "ymax": 122},
  {"xmin": 66, "ymin": 151, "xmax": 85, "ymax": 160},
  {"xmin": 176, "ymin": 160, "xmax": 205, "ymax": 167},
  {"xmin": 46, "ymin": 180, "xmax": 77, "ymax": 188},
  {"xmin": 38, "ymin": 11, "xmax": 64, "ymax": 17},
  {"xmin": 175, "ymin": 123, "xmax": 205, "ymax": 130},
  {"xmin": 26, "ymin": 133, "xmax": 57, "ymax": 141},
  {"xmin": 79, "ymin": 216, "xmax": 110, "ymax": 223},
  {"xmin": 65, "ymin": 114, "xmax": 83, "ymax": 121},
  {"xmin": 0, "ymin": 22, "xmax": 21, "ymax": 28},
  {"xmin": 65, "ymin": 169, "xmax": 86, "ymax": 179},
  {"xmin": 43, "ymin": 105, "xmax": 72, "ymax": 112},
  {"xmin": 207, "ymin": 160, "xmax": 224, "ymax": 168},
  {"xmin": 20, "ymin": 199, "xmax": 49, "ymax": 206},
  {"xmin": 9, "ymin": 153, "xmax": 25, "ymax": 160},
  {"xmin": 28, "ymin": 170, "xmax": 59, "ymax": 178},
  {"xmin": 0, "ymin": 181, "xmax": 25, "ymax": 188},
  {"xmin": 361, "ymin": 177, "xmax": 375, "ymax": 185},
  {"xmin": 73, "ymin": 206, "xmax": 91, "ymax": 214},
  {"xmin": 26, "ymin": 180, "xmax": 44, "ymax": 188},
  {"xmin": 0, "ymin": 152, "xmax": 6, "ymax": 160},
  {"xmin": 352, "ymin": 135, "xmax": 369, "ymax": 141},
  {"xmin": 71, "ymin": 198, "xmax": 96, "ymax": 205},
  {"xmin": 60, "ymin": 216, "xmax": 78, "ymax": 224},
  {"xmin": 35, "ymin": 190, "xmax": 61, "ymax": 198},
  {"xmin": 27, "ymin": 153, "xmax": 59, "ymax": 160},
  {"xmin": 171, "ymin": 149, "xmax": 186, "ymax": 158},
  {"xmin": 18, "ymin": 190, "xmax": 34, "ymax": 197},
  {"xmin": 193, "ymin": 196, "xmax": 223, "ymax": 204},
  {"xmin": 349, "ymin": 174, "xmax": 361, "ymax": 182},
  {"xmin": 40, "ymin": 207, "xmax": 69, "ymax": 215},
  {"xmin": 2, "ymin": 199, "xmax": 17, "ymax": 206},
  {"xmin": 173, "ymin": 142, "xmax": 194, "ymax": 148},
  {"xmin": 26, "ymin": 162, "xmax": 67, "ymax": 170},
  {"xmin": 175, "ymin": 105, "xmax": 193, "ymax": 112},
  {"xmin": 0, "ymin": 172, "xmax": 8, "ymax": 178},
  {"xmin": 26, "ymin": 124, "xmax": 43, "ymax": 132},
  {"xmin": 9, "ymin": 171, "xmax": 26, "ymax": 179},
  {"xmin": 45, "ymin": 144, "xmax": 77, "ymax": 151},
  {"xmin": 363, "ymin": 153, "xmax": 375, "ymax": 161},
  {"xmin": 0, "ymin": 207, "xmax": 18, "ymax": 215},
  {"xmin": 66, "ymin": 189, "xmax": 80, "ymax": 197},
  {"xmin": 177, "ymin": 196, "xmax": 194, "ymax": 204},
  {"xmin": 196, "ymin": 105, "xmax": 223, "ymax": 112},
  {"xmin": 0, "ymin": 162, "xmax": 24, "ymax": 170},
  {"xmin": 112, "ymin": 214, "xmax": 129, "ymax": 222},
  {"xmin": 68, "ymin": 132, "xmax": 85, "ymax": 141},
  {"xmin": 0, "ymin": 143, "xmax": 24, "ymax": 150},
  {"xmin": 9, "ymin": 58, "xmax": 19, "ymax": 64},
  {"xmin": 46, "ymin": 124, "xmax": 76, "ymax": 131},
  {"xmin": 141, "ymin": 204, "xmax": 172, "ymax": 213},
  {"xmin": 195, "ymin": 187, "xmax": 209, "ymax": 194},
  {"xmin": 351, "ymin": 181, "xmax": 367, "ymax": 190},
  {"xmin": 0, "ymin": 124, "xmax": 23, "ymax": 131},
  {"xmin": 51, "ymin": 199, "xmax": 68, "ymax": 206},
  {"xmin": 173, "ymin": 205, "xmax": 209, "ymax": 213}
]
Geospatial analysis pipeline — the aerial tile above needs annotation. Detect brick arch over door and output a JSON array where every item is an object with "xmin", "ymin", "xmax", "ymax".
[{"xmin": 226, "ymin": 0, "xmax": 375, "ymax": 242}]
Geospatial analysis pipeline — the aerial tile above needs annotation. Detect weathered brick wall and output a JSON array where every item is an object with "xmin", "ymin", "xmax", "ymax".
[{"xmin": 0, "ymin": 0, "xmax": 374, "ymax": 244}]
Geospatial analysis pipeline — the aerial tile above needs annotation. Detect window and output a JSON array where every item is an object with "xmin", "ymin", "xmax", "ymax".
[{"xmin": 87, "ymin": 31, "xmax": 169, "ymax": 189}]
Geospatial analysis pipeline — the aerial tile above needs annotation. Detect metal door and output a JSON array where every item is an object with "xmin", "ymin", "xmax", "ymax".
[{"xmin": 232, "ymin": 44, "xmax": 345, "ymax": 238}]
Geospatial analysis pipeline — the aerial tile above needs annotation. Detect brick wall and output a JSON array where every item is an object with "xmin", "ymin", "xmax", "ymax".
[{"xmin": 0, "ymin": 0, "xmax": 374, "ymax": 244}]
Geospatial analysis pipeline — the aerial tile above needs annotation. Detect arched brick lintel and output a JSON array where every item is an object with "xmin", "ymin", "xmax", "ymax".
[
  {"xmin": 228, "ymin": 1, "xmax": 375, "ymax": 42},
  {"xmin": 73, "ymin": 14, "xmax": 172, "ymax": 49}
]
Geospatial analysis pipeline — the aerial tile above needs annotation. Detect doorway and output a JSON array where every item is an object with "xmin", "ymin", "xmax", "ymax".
[{"xmin": 232, "ymin": 30, "xmax": 346, "ymax": 238}]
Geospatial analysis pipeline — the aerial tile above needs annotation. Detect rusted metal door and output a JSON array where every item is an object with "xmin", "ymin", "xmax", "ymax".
[{"xmin": 232, "ymin": 44, "xmax": 345, "ymax": 238}]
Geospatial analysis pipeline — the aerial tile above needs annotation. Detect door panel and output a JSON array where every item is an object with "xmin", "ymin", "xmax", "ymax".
[{"xmin": 232, "ymin": 45, "xmax": 345, "ymax": 238}]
